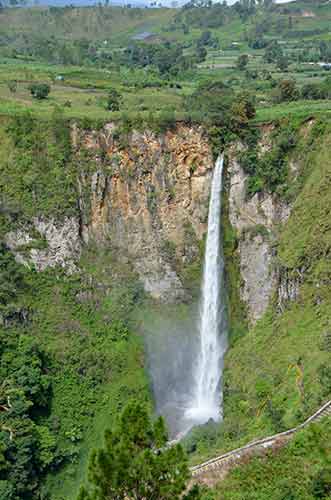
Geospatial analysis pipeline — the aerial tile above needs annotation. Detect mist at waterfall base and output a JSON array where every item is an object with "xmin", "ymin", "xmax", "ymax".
[{"xmin": 144, "ymin": 156, "xmax": 228, "ymax": 439}]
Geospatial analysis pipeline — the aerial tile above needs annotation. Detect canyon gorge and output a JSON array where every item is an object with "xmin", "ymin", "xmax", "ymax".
[{"xmin": 1, "ymin": 115, "xmax": 330, "ymax": 500}]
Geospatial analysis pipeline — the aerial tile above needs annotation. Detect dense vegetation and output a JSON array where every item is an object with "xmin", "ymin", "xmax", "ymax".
[{"xmin": 0, "ymin": 242, "xmax": 149, "ymax": 499}]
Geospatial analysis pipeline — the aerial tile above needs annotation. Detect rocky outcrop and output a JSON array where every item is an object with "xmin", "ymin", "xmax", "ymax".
[
  {"xmin": 239, "ymin": 233, "xmax": 275, "ymax": 323},
  {"xmin": 76, "ymin": 124, "xmax": 214, "ymax": 302},
  {"xmin": 5, "ymin": 124, "xmax": 213, "ymax": 303},
  {"xmin": 5, "ymin": 217, "xmax": 81, "ymax": 274},
  {"xmin": 227, "ymin": 143, "xmax": 292, "ymax": 323},
  {"xmin": 277, "ymin": 267, "xmax": 302, "ymax": 312},
  {"xmin": 227, "ymin": 147, "xmax": 291, "ymax": 232},
  {"xmin": 3, "ymin": 121, "xmax": 304, "ymax": 312}
]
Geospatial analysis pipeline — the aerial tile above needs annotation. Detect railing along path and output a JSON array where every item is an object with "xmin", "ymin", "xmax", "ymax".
[{"xmin": 191, "ymin": 400, "xmax": 331, "ymax": 479}]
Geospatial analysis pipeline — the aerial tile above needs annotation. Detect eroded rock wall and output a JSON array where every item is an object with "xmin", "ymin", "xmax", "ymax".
[
  {"xmin": 5, "ymin": 121, "xmax": 299, "ymax": 314},
  {"xmin": 5, "ymin": 217, "xmax": 81, "ymax": 274},
  {"xmin": 76, "ymin": 124, "xmax": 214, "ymax": 302},
  {"xmin": 227, "ymin": 140, "xmax": 292, "ymax": 324},
  {"xmin": 5, "ymin": 123, "xmax": 214, "ymax": 303}
]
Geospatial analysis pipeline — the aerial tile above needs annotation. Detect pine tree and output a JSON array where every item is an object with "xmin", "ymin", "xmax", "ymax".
[{"xmin": 78, "ymin": 401, "xmax": 191, "ymax": 500}]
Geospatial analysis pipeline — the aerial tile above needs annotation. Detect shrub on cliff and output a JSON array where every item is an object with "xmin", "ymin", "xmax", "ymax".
[
  {"xmin": 240, "ymin": 121, "xmax": 297, "ymax": 196},
  {"xmin": 0, "ymin": 243, "xmax": 27, "ymax": 309}
]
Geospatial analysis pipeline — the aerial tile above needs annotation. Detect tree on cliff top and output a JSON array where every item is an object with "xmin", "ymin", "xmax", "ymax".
[{"xmin": 77, "ymin": 401, "xmax": 192, "ymax": 500}]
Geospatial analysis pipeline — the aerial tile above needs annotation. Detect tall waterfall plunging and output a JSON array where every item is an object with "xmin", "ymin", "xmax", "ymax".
[
  {"xmin": 143, "ymin": 155, "xmax": 228, "ymax": 438},
  {"xmin": 185, "ymin": 154, "xmax": 228, "ymax": 426}
]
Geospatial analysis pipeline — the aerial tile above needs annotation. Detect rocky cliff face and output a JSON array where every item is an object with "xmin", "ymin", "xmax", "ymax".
[
  {"xmin": 5, "ymin": 122, "xmax": 300, "ymax": 316},
  {"xmin": 5, "ymin": 217, "xmax": 81, "ymax": 274},
  {"xmin": 227, "ymin": 138, "xmax": 292, "ymax": 324},
  {"xmin": 6, "ymin": 124, "xmax": 214, "ymax": 303},
  {"xmin": 76, "ymin": 123, "xmax": 214, "ymax": 302}
]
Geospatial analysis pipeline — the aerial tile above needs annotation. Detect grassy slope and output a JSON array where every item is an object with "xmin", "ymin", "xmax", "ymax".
[
  {"xmin": 188, "ymin": 119, "xmax": 331, "ymax": 465},
  {"xmin": 2, "ymin": 1, "xmax": 331, "ymax": 47},
  {"xmin": 255, "ymin": 101, "xmax": 331, "ymax": 123},
  {"xmin": 0, "ymin": 60, "xmax": 182, "ymax": 121},
  {"xmin": 213, "ymin": 419, "xmax": 331, "ymax": 500},
  {"xmin": 0, "ymin": 6, "xmax": 175, "ymax": 46}
]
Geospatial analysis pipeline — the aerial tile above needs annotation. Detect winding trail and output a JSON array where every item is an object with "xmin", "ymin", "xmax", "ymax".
[{"xmin": 190, "ymin": 400, "xmax": 331, "ymax": 486}]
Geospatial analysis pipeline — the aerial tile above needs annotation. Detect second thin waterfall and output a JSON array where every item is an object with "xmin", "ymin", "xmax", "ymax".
[{"xmin": 186, "ymin": 154, "xmax": 228, "ymax": 425}]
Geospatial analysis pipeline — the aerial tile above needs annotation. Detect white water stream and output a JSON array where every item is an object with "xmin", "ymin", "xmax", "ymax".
[
  {"xmin": 144, "ymin": 155, "xmax": 228, "ymax": 438},
  {"xmin": 185, "ymin": 155, "xmax": 228, "ymax": 426}
]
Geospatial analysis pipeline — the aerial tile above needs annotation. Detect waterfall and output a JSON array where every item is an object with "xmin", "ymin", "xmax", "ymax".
[
  {"xmin": 185, "ymin": 154, "xmax": 228, "ymax": 426},
  {"xmin": 143, "ymin": 155, "xmax": 227, "ymax": 438}
]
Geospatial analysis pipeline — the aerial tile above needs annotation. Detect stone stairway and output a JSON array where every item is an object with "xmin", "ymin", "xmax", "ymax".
[{"xmin": 190, "ymin": 400, "xmax": 331, "ymax": 485}]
